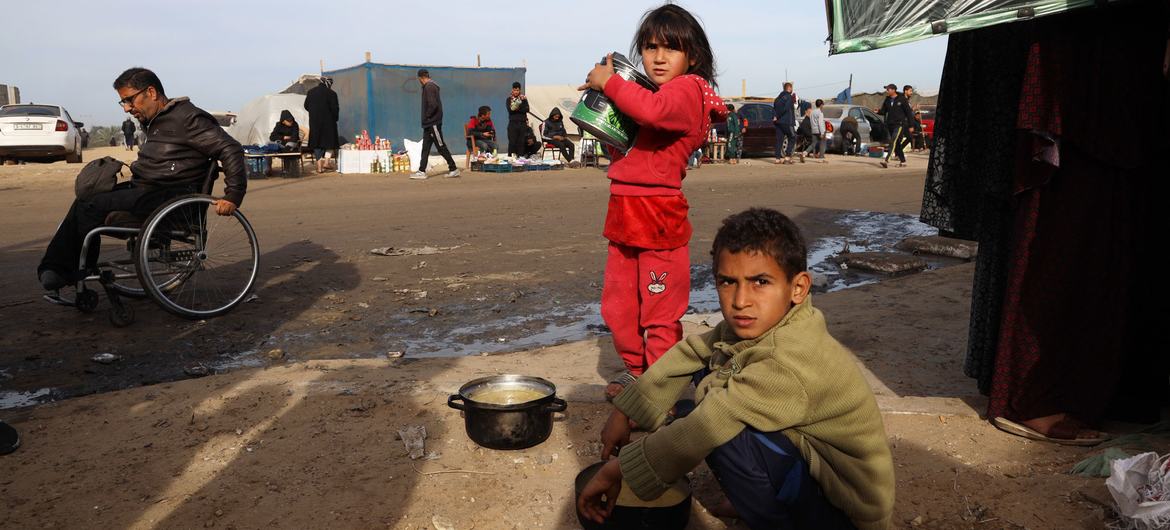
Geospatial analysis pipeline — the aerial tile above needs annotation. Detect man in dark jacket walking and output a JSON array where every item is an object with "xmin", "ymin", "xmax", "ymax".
[
  {"xmin": 412, "ymin": 69, "xmax": 459, "ymax": 180},
  {"xmin": 121, "ymin": 117, "xmax": 136, "ymax": 151},
  {"xmin": 878, "ymin": 83, "xmax": 914, "ymax": 168},
  {"xmin": 38, "ymin": 67, "xmax": 247, "ymax": 291},
  {"xmin": 506, "ymin": 82, "xmax": 530, "ymax": 157},
  {"xmin": 304, "ymin": 76, "xmax": 340, "ymax": 173},
  {"xmin": 772, "ymin": 82, "xmax": 797, "ymax": 164}
]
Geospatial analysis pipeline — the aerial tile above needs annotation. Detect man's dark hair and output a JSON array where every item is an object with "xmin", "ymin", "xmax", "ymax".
[
  {"xmin": 815, "ymin": 99, "xmax": 823, "ymax": 107},
  {"xmin": 711, "ymin": 208, "xmax": 807, "ymax": 279},
  {"xmin": 417, "ymin": 69, "xmax": 430, "ymax": 78},
  {"xmin": 783, "ymin": 82, "xmax": 793, "ymax": 89},
  {"xmin": 477, "ymin": 105, "xmax": 491, "ymax": 116},
  {"xmin": 113, "ymin": 67, "xmax": 165, "ymax": 97},
  {"xmin": 511, "ymin": 81, "xmax": 521, "ymax": 89},
  {"xmin": 903, "ymin": 84, "xmax": 913, "ymax": 91}
]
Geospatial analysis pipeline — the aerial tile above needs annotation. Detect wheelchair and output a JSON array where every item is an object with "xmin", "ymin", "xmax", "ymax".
[{"xmin": 45, "ymin": 162, "xmax": 259, "ymax": 327}]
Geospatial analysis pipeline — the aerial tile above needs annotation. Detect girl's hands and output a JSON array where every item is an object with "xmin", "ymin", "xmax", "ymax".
[{"xmin": 578, "ymin": 53, "xmax": 617, "ymax": 92}]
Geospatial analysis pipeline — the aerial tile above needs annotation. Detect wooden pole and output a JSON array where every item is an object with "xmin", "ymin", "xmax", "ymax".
[
  {"xmin": 364, "ymin": 51, "xmax": 371, "ymax": 63},
  {"xmin": 742, "ymin": 79, "xmax": 746, "ymax": 98},
  {"xmin": 477, "ymin": 54, "xmax": 481, "ymax": 67},
  {"xmin": 319, "ymin": 59, "xmax": 325, "ymax": 74}
]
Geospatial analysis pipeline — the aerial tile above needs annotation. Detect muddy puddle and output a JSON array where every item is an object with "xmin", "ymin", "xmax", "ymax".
[
  {"xmin": 0, "ymin": 210, "xmax": 955, "ymax": 409},
  {"xmin": 368, "ymin": 210, "xmax": 947, "ymax": 358}
]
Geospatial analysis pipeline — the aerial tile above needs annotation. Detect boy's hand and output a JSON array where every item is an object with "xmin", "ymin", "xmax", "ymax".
[
  {"xmin": 577, "ymin": 459, "xmax": 622, "ymax": 524},
  {"xmin": 578, "ymin": 53, "xmax": 616, "ymax": 92},
  {"xmin": 601, "ymin": 409, "xmax": 631, "ymax": 460}
]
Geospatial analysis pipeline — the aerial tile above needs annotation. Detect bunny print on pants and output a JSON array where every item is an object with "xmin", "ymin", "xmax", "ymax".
[{"xmin": 648, "ymin": 271, "xmax": 668, "ymax": 294}]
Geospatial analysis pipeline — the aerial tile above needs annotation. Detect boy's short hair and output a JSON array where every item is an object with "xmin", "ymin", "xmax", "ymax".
[
  {"xmin": 726, "ymin": 103, "xmax": 735, "ymax": 112},
  {"xmin": 815, "ymin": 99, "xmax": 824, "ymax": 107},
  {"xmin": 783, "ymin": 82, "xmax": 793, "ymax": 89},
  {"xmin": 711, "ymin": 208, "xmax": 807, "ymax": 280},
  {"xmin": 512, "ymin": 81, "xmax": 521, "ymax": 89},
  {"xmin": 477, "ymin": 105, "xmax": 491, "ymax": 116}
]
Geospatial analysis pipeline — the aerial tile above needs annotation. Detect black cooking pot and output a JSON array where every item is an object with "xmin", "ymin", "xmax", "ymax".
[
  {"xmin": 447, "ymin": 375, "xmax": 567, "ymax": 450},
  {"xmin": 574, "ymin": 461, "xmax": 692, "ymax": 530}
]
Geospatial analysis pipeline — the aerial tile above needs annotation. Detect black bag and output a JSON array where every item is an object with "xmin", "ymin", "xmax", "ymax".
[{"xmin": 74, "ymin": 156, "xmax": 125, "ymax": 199}]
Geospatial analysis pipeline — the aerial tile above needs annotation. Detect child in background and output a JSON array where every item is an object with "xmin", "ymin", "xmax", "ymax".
[
  {"xmin": 726, "ymin": 103, "xmax": 744, "ymax": 164},
  {"xmin": 577, "ymin": 3, "xmax": 728, "ymax": 399},
  {"xmin": 579, "ymin": 208, "xmax": 895, "ymax": 530}
]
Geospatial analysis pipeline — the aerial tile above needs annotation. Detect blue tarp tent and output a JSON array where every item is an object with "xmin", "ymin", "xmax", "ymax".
[{"xmin": 323, "ymin": 62, "xmax": 526, "ymax": 154}]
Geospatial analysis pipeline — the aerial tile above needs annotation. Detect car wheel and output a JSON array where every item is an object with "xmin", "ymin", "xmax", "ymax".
[{"xmin": 66, "ymin": 143, "xmax": 82, "ymax": 164}]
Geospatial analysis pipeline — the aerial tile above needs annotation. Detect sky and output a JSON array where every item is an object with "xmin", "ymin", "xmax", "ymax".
[{"xmin": 1, "ymin": 0, "xmax": 948, "ymax": 128}]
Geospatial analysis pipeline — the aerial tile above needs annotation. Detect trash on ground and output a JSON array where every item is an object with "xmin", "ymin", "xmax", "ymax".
[
  {"xmin": 370, "ymin": 245, "xmax": 463, "ymax": 257},
  {"xmin": 1105, "ymin": 451, "xmax": 1170, "ymax": 529},
  {"xmin": 1071, "ymin": 447, "xmax": 1131, "ymax": 477},
  {"xmin": 184, "ymin": 364, "xmax": 211, "ymax": 377},
  {"xmin": 91, "ymin": 353, "xmax": 121, "ymax": 365},
  {"xmin": 398, "ymin": 424, "xmax": 427, "ymax": 460}
]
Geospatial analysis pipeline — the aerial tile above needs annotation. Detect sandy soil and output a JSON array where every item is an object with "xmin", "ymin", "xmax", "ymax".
[{"xmin": 2, "ymin": 147, "xmax": 1162, "ymax": 529}]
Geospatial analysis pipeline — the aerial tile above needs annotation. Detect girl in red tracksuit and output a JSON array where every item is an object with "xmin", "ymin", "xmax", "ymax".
[{"xmin": 579, "ymin": 4, "xmax": 726, "ymax": 399}]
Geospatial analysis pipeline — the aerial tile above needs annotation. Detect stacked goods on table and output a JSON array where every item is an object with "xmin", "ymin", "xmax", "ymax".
[{"xmin": 339, "ymin": 130, "xmax": 411, "ymax": 174}]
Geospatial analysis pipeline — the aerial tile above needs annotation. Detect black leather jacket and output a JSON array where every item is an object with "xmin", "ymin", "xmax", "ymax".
[{"xmin": 130, "ymin": 97, "xmax": 247, "ymax": 206}]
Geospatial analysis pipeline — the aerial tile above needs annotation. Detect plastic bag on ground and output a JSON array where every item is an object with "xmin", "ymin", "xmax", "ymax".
[
  {"xmin": 403, "ymin": 138, "xmax": 422, "ymax": 172},
  {"xmin": 1106, "ymin": 452, "xmax": 1170, "ymax": 529}
]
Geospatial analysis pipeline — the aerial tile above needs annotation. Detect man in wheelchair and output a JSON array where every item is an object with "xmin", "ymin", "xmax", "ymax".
[{"xmin": 37, "ymin": 68, "xmax": 247, "ymax": 292}]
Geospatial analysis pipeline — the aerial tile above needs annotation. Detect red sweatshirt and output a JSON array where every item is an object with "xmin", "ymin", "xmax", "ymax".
[{"xmin": 601, "ymin": 74, "xmax": 727, "ymax": 249}]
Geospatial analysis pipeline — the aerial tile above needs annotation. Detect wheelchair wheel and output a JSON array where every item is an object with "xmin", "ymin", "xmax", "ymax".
[
  {"xmin": 102, "ymin": 237, "xmax": 149, "ymax": 299},
  {"xmin": 135, "ymin": 195, "xmax": 259, "ymax": 319}
]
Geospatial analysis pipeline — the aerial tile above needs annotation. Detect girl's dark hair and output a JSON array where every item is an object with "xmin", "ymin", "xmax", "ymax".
[
  {"xmin": 630, "ymin": 4, "xmax": 717, "ymax": 88},
  {"xmin": 711, "ymin": 208, "xmax": 807, "ymax": 280}
]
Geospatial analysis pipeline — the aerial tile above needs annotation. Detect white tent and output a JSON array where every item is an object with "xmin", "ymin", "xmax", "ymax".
[
  {"xmin": 524, "ymin": 85, "xmax": 583, "ymax": 136},
  {"xmin": 228, "ymin": 93, "xmax": 308, "ymax": 146}
]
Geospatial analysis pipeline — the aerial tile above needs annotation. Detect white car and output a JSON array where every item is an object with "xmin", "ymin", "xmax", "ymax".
[{"xmin": 0, "ymin": 104, "xmax": 84, "ymax": 164}]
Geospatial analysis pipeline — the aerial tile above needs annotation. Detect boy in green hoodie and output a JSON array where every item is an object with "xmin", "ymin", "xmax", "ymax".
[{"xmin": 579, "ymin": 208, "xmax": 895, "ymax": 530}]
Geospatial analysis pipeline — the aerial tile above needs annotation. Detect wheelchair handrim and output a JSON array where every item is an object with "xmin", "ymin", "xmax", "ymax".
[{"xmin": 136, "ymin": 195, "xmax": 259, "ymax": 318}]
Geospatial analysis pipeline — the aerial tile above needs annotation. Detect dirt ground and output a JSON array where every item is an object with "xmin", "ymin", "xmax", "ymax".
[{"xmin": 2, "ymin": 147, "xmax": 1160, "ymax": 529}]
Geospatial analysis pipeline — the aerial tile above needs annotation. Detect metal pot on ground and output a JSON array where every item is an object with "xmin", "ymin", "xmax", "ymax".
[{"xmin": 447, "ymin": 374, "xmax": 567, "ymax": 450}]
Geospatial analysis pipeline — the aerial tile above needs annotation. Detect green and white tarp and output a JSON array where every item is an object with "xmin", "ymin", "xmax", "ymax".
[{"xmin": 826, "ymin": 0, "xmax": 1095, "ymax": 54}]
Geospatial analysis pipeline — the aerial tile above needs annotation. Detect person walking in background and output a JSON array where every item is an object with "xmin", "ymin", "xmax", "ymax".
[
  {"xmin": 800, "ymin": 99, "xmax": 827, "ymax": 163},
  {"xmin": 304, "ymin": 76, "xmax": 340, "ymax": 173},
  {"xmin": 725, "ymin": 103, "xmax": 744, "ymax": 164},
  {"xmin": 412, "ymin": 69, "xmax": 459, "ymax": 180},
  {"xmin": 121, "ymin": 117, "xmax": 136, "ymax": 151},
  {"xmin": 772, "ymin": 82, "xmax": 796, "ymax": 164},
  {"xmin": 879, "ymin": 83, "xmax": 914, "ymax": 168},
  {"xmin": 506, "ymin": 82, "xmax": 529, "ymax": 157}
]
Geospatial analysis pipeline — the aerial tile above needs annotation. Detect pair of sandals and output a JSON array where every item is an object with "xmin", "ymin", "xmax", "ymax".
[{"xmin": 992, "ymin": 416, "xmax": 1109, "ymax": 446}]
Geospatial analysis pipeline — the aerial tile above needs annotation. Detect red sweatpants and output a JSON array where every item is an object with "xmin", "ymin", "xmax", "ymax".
[{"xmin": 600, "ymin": 243, "xmax": 690, "ymax": 376}]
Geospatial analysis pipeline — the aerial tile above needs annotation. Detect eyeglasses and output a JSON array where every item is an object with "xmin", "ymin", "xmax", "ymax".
[{"xmin": 117, "ymin": 88, "xmax": 147, "ymax": 107}]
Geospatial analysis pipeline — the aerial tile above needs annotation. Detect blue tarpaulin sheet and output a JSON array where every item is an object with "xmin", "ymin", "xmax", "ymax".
[{"xmin": 324, "ymin": 63, "xmax": 526, "ymax": 154}]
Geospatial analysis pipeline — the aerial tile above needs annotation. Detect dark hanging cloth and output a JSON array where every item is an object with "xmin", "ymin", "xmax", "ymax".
[
  {"xmin": 922, "ymin": 22, "xmax": 1032, "ymax": 395},
  {"xmin": 304, "ymin": 81, "xmax": 340, "ymax": 150},
  {"xmin": 926, "ymin": 1, "xmax": 1170, "ymax": 423}
]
